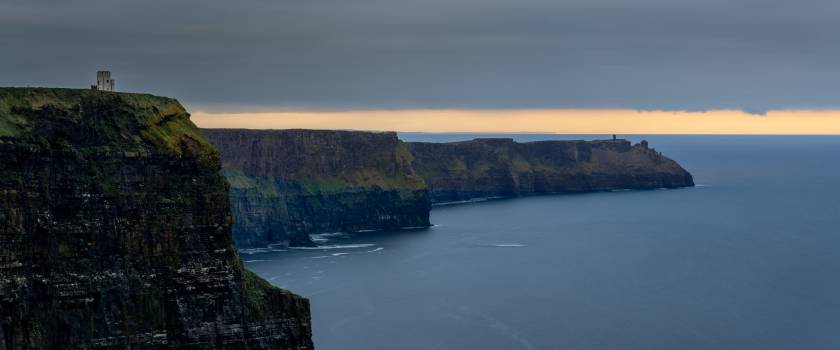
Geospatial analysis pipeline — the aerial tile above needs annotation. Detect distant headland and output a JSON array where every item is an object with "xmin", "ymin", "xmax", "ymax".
[{"xmin": 202, "ymin": 128, "xmax": 694, "ymax": 248}]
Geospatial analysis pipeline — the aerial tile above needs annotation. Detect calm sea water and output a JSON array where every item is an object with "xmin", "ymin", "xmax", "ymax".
[{"xmin": 244, "ymin": 135, "xmax": 840, "ymax": 350}]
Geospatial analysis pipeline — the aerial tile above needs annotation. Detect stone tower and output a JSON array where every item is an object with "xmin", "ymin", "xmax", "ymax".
[{"xmin": 95, "ymin": 71, "xmax": 115, "ymax": 91}]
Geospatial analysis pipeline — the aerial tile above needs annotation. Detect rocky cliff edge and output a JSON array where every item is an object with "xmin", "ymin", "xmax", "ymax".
[{"xmin": 0, "ymin": 88, "xmax": 313, "ymax": 349}]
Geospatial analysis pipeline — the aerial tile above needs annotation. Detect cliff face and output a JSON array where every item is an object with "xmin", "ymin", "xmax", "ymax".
[
  {"xmin": 202, "ymin": 129, "xmax": 431, "ymax": 248},
  {"xmin": 407, "ymin": 138, "xmax": 694, "ymax": 203},
  {"xmin": 0, "ymin": 88, "xmax": 313, "ymax": 349},
  {"xmin": 203, "ymin": 131, "xmax": 692, "ymax": 247}
]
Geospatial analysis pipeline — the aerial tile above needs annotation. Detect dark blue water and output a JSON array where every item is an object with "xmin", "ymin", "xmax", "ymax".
[{"xmin": 244, "ymin": 135, "xmax": 840, "ymax": 350}]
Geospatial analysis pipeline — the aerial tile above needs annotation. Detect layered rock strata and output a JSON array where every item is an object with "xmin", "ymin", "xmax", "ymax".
[
  {"xmin": 0, "ymin": 88, "xmax": 313, "ymax": 349},
  {"xmin": 406, "ymin": 138, "xmax": 694, "ymax": 203},
  {"xmin": 202, "ymin": 129, "xmax": 430, "ymax": 248}
]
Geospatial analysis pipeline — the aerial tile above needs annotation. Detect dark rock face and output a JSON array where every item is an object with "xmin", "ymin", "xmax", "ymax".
[
  {"xmin": 226, "ymin": 187, "xmax": 430, "ymax": 248},
  {"xmin": 202, "ymin": 129, "xmax": 431, "ymax": 248},
  {"xmin": 203, "ymin": 130, "xmax": 693, "ymax": 247},
  {"xmin": 0, "ymin": 88, "xmax": 313, "ymax": 349},
  {"xmin": 407, "ymin": 138, "xmax": 694, "ymax": 203}
]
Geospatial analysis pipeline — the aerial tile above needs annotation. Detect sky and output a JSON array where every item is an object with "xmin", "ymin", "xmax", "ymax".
[{"xmin": 3, "ymin": 0, "xmax": 840, "ymax": 133}]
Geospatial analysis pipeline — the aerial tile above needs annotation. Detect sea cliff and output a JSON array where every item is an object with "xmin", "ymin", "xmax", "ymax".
[
  {"xmin": 204, "ymin": 130, "xmax": 692, "ymax": 248},
  {"xmin": 0, "ymin": 88, "xmax": 313, "ymax": 349},
  {"xmin": 406, "ymin": 138, "xmax": 694, "ymax": 203},
  {"xmin": 202, "ymin": 129, "xmax": 431, "ymax": 248}
]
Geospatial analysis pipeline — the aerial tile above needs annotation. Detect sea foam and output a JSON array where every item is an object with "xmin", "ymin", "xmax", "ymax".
[{"xmin": 290, "ymin": 243, "xmax": 376, "ymax": 250}]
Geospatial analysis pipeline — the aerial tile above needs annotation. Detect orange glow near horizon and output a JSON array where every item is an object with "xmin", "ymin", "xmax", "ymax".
[{"xmin": 191, "ymin": 109, "xmax": 840, "ymax": 135}]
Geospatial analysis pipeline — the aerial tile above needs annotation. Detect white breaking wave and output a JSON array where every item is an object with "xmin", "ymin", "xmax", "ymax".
[
  {"xmin": 243, "ymin": 259, "xmax": 272, "ymax": 263},
  {"xmin": 493, "ymin": 244, "xmax": 526, "ymax": 248},
  {"xmin": 433, "ymin": 196, "xmax": 504, "ymax": 206},
  {"xmin": 331, "ymin": 252, "xmax": 349, "ymax": 256},
  {"xmin": 367, "ymin": 247, "xmax": 385, "ymax": 253},
  {"xmin": 239, "ymin": 248, "xmax": 272, "ymax": 255},
  {"xmin": 310, "ymin": 232, "xmax": 347, "ymax": 242},
  {"xmin": 290, "ymin": 243, "xmax": 376, "ymax": 250}
]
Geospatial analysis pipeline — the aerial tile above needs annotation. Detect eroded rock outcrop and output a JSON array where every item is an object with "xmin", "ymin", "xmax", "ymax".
[
  {"xmin": 202, "ymin": 129, "xmax": 431, "ymax": 248},
  {"xmin": 407, "ymin": 138, "xmax": 694, "ymax": 203},
  {"xmin": 0, "ymin": 88, "xmax": 313, "ymax": 349}
]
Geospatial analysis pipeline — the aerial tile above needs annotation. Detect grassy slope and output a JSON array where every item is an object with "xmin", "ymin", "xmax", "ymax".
[{"xmin": 0, "ymin": 88, "xmax": 214, "ymax": 160}]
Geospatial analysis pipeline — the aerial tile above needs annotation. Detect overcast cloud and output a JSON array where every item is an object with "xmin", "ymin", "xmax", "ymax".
[{"xmin": 1, "ymin": 0, "xmax": 839, "ymax": 112}]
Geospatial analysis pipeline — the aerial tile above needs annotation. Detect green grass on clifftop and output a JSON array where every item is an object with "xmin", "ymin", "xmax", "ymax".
[{"xmin": 0, "ymin": 88, "xmax": 216, "ymax": 163}]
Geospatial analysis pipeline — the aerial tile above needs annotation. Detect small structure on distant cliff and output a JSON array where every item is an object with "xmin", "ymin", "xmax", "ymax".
[{"xmin": 92, "ymin": 71, "xmax": 115, "ymax": 91}]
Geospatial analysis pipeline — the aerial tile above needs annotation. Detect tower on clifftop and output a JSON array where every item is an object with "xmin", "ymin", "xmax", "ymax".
[{"xmin": 94, "ymin": 71, "xmax": 115, "ymax": 91}]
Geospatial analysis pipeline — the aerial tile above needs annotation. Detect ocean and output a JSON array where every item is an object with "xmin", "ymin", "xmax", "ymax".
[{"xmin": 243, "ymin": 135, "xmax": 840, "ymax": 350}]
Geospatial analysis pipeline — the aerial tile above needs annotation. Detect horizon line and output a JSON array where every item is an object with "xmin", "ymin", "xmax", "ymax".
[
  {"xmin": 191, "ymin": 108, "xmax": 840, "ymax": 135},
  {"xmin": 197, "ymin": 128, "xmax": 840, "ymax": 136}
]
